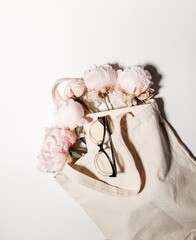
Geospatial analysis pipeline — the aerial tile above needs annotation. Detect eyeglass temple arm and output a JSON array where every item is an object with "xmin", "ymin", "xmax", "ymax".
[
  {"xmin": 98, "ymin": 116, "xmax": 117, "ymax": 176},
  {"xmin": 104, "ymin": 118, "xmax": 117, "ymax": 171}
]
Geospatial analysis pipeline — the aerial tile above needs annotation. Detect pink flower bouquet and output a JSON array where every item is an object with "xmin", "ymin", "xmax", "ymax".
[{"xmin": 37, "ymin": 64, "xmax": 154, "ymax": 174}]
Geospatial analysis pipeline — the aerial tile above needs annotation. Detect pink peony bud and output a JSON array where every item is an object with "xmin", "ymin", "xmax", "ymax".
[{"xmin": 64, "ymin": 79, "xmax": 85, "ymax": 99}]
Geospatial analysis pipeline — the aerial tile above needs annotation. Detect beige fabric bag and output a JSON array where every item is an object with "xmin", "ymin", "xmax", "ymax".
[{"xmin": 55, "ymin": 99, "xmax": 196, "ymax": 240}]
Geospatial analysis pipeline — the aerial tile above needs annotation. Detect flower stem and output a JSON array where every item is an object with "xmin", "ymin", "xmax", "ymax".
[
  {"xmin": 106, "ymin": 94, "xmax": 113, "ymax": 110},
  {"xmin": 102, "ymin": 94, "xmax": 110, "ymax": 111},
  {"xmin": 76, "ymin": 98, "xmax": 94, "ymax": 113}
]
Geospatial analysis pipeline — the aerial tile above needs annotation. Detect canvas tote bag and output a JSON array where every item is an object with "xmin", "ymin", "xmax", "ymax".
[{"xmin": 54, "ymin": 79, "xmax": 196, "ymax": 240}]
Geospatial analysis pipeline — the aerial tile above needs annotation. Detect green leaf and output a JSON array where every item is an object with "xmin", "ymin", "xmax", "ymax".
[
  {"xmin": 80, "ymin": 137, "xmax": 86, "ymax": 144},
  {"xmin": 69, "ymin": 151, "xmax": 81, "ymax": 159},
  {"xmin": 75, "ymin": 128, "xmax": 80, "ymax": 138},
  {"xmin": 77, "ymin": 147, "xmax": 87, "ymax": 153}
]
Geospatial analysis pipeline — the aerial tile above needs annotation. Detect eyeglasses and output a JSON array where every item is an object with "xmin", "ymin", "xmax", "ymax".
[{"xmin": 89, "ymin": 116, "xmax": 117, "ymax": 177}]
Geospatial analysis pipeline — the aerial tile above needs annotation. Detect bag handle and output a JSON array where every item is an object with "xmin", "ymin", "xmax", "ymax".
[{"xmin": 51, "ymin": 78, "xmax": 82, "ymax": 108}]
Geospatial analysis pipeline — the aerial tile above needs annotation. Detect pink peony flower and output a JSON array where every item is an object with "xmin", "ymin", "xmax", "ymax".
[
  {"xmin": 64, "ymin": 79, "xmax": 86, "ymax": 99},
  {"xmin": 83, "ymin": 64, "xmax": 117, "ymax": 93},
  {"xmin": 54, "ymin": 99, "xmax": 85, "ymax": 129},
  {"xmin": 37, "ymin": 127, "xmax": 77, "ymax": 173},
  {"xmin": 117, "ymin": 66, "xmax": 152, "ymax": 95},
  {"xmin": 116, "ymin": 66, "xmax": 153, "ymax": 106}
]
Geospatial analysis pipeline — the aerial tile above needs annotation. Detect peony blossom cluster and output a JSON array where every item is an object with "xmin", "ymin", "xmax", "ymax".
[
  {"xmin": 37, "ymin": 98, "xmax": 85, "ymax": 174},
  {"xmin": 63, "ymin": 64, "xmax": 153, "ymax": 109},
  {"xmin": 38, "ymin": 63, "xmax": 154, "ymax": 174}
]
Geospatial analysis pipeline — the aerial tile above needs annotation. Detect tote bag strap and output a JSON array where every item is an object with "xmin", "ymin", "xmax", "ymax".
[
  {"xmin": 56, "ymin": 111, "xmax": 144, "ymax": 197},
  {"xmin": 51, "ymin": 78, "xmax": 82, "ymax": 108},
  {"xmin": 61, "ymin": 163, "xmax": 139, "ymax": 197}
]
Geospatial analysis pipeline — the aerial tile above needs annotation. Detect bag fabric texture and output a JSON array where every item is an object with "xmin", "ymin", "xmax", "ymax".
[{"xmin": 55, "ymin": 99, "xmax": 196, "ymax": 240}]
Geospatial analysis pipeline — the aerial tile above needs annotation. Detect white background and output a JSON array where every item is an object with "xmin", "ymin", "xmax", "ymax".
[{"xmin": 0, "ymin": 0, "xmax": 196, "ymax": 240}]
